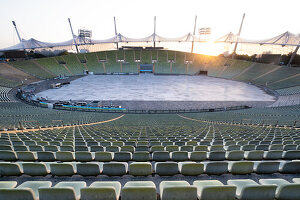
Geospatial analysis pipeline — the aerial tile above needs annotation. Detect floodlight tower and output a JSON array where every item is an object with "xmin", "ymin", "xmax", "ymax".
[
  {"xmin": 114, "ymin": 16, "xmax": 119, "ymax": 50},
  {"xmin": 12, "ymin": 21, "xmax": 22, "ymax": 42},
  {"xmin": 153, "ymin": 16, "xmax": 156, "ymax": 48},
  {"xmin": 68, "ymin": 18, "xmax": 79, "ymax": 53},
  {"xmin": 288, "ymin": 43, "xmax": 300, "ymax": 66},
  {"xmin": 191, "ymin": 15, "xmax": 197, "ymax": 53},
  {"xmin": 232, "ymin": 13, "xmax": 245, "ymax": 59}
]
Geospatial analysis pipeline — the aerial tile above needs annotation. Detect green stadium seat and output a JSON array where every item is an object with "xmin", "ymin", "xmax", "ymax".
[
  {"xmin": 152, "ymin": 151, "xmax": 170, "ymax": 161},
  {"xmin": 204, "ymin": 161, "xmax": 228, "ymax": 175},
  {"xmin": 263, "ymin": 150, "xmax": 283, "ymax": 160},
  {"xmin": 129, "ymin": 162, "xmax": 152, "ymax": 176},
  {"xmin": 226, "ymin": 150, "xmax": 244, "ymax": 160},
  {"xmin": 282, "ymin": 150, "xmax": 300, "ymax": 159},
  {"xmin": 259, "ymin": 178, "xmax": 300, "ymax": 200},
  {"xmin": 0, "ymin": 181, "xmax": 17, "ymax": 188},
  {"xmin": 244, "ymin": 150, "xmax": 264, "ymax": 160},
  {"xmin": 293, "ymin": 178, "xmax": 300, "ymax": 183},
  {"xmin": 171, "ymin": 151, "xmax": 189, "ymax": 161},
  {"xmin": 21, "ymin": 162, "xmax": 49, "ymax": 176},
  {"xmin": 28, "ymin": 145, "xmax": 44, "ymax": 151},
  {"xmin": 189, "ymin": 151, "xmax": 207, "ymax": 161},
  {"xmin": 55, "ymin": 181, "xmax": 86, "ymax": 199},
  {"xmin": 150, "ymin": 145, "xmax": 164, "ymax": 152},
  {"xmin": 132, "ymin": 151, "xmax": 150, "ymax": 161},
  {"xmin": 75, "ymin": 151, "xmax": 93, "ymax": 162},
  {"xmin": 208, "ymin": 151, "xmax": 226, "ymax": 161},
  {"xmin": 159, "ymin": 181, "xmax": 197, "ymax": 200},
  {"xmin": 0, "ymin": 188, "xmax": 35, "ymax": 200},
  {"xmin": 0, "ymin": 150, "xmax": 17, "ymax": 161},
  {"xmin": 280, "ymin": 161, "xmax": 300, "ymax": 173},
  {"xmin": 226, "ymin": 145, "xmax": 241, "ymax": 151},
  {"xmin": 75, "ymin": 145, "xmax": 88, "ymax": 151},
  {"xmin": 102, "ymin": 162, "xmax": 128, "ymax": 176},
  {"xmin": 194, "ymin": 145, "xmax": 208, "ymax": 151},
  {"xmin": 18, "ymin": 181, "xmax": 52, "ymax": 199},
  {"xmin": 193, "ymin": 180, "xmax": 236, "ymax": 200},
  {"xmin": 165, "ymin": 145, "xmax": 179, "ymax": 152},
  {"xmin": 0, "ymin": 145, "xmax": 12, "ymax": 151},
  {"xmin": 37, "ymin": 151, "xmax": 55, "ymax": 162},
  {"xmin": 39, "ymin": 187, "xmax": 76, "ymax": 200},
  {"xmin": 136, "ymin": 145, "xmax": 149, "ymax": 152},
  {"xmin": 120, "ymin": 145, "xmax": 135, "ymax": 152},
  {"xmin": 94, "ymin": 152, "xmax": 114, "ymax": 162},
  {"xmin": 228, "ymin": 161, "xmax": 254, "ymax": 175},
  {"xmin": 76, "ymin": 163, "xmax": 101, "ymax": 176},
  {"xmin": 0, "ymin": 163, "xmax": 22, "ymax": 176},
  {"xmin": 105, "ymin": 146, "xmax": 120, "ymax": 152},
  {"xmin": 13, "ymin": 145, "xmax": 28, "ymax": 151},
  {"xmin": 82, "ymin": 181, "xmax": 121, "ymax": 200},
  {"xmin": 50, "ymin": 163, "xmax": 75, "ymax": 176},
  {"xmin": 56, "ymin": 151, "xmax": 74, "ymax": 162},
  {"xmin": 155, "ymin": 162, "xmax": 178, "ymax": 176},
  {"xmin": 253, "ymin": 161, "xmax": 280, "ymax": 174},
  {"xmin": 60, "ymin": 145, "xmax": 74, "ymax": 152},
  {"xmin": 122, "ymin": 181, "xmax": 157, "ymax": 200},
  {"xmin": 227, "ymin": 179, "xmax": 276, "ymax": 200},
  {"xmin": 16, "ymin": 151, "xmax": 37, "ymax": 161},
  {"xmin": 114, "ymin": 151, "xmax": 132, "ymax": 161},
  {"xmin": 178, "ymin": 162, "xmax": 204, "ymax": 176}
]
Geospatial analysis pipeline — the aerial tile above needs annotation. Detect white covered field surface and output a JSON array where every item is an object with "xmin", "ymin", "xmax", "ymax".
[{"xmin": 37, "ymin": 74, "xmax": 275, "ymax": 101}]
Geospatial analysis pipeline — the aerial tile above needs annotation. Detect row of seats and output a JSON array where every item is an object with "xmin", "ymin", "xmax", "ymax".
[
  {"xmin": 1, "ymin": 160, "xmax": 300, "ymax": 176},
  {"xmin": 1, "ymin": 150, "xmax": 299, "ymax": 162},
  {"xmin": 2, "ymin": 143, "xmax": 300, "ymax": 152},
  {"xmin": 1, "ymin": 179, "xmax": 300, "ymax": 200}
]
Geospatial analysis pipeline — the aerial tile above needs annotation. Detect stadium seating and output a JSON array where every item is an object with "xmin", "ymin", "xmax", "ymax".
[
  {"xmin": 0, "ymin": 49, "xmax": 300, "ymax": 200},
  {"xmin": 10, "ymin": 60, "xmax": 55, "ymax": 79},
  {"xmin": 36, "ymin": 57, "xmax": 72, "ymax": 76}
]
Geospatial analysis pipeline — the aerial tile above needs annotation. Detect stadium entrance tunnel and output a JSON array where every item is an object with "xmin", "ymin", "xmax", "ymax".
[{"xmin": 140, "ymin": 64, "xmax": 153, "ymax": 73}]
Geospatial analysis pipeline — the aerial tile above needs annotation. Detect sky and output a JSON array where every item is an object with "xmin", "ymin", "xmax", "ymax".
[{"xmin": 0, "ymin": 0, "xmax": 299, "ymax": 54}]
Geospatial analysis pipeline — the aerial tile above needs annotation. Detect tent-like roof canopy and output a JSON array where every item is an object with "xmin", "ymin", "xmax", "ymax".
[
  {"xmin": 216, "ymin": 31, "xmax": 300, "ymax": 46},
  {"xmin": 0, "ymin": 32, "xmax": 205, "ymax": 52}
]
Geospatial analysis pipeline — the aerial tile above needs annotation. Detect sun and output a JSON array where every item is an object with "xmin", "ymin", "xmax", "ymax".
[{"xmin": 194, "ymin": 40, "xmax": 225, "ymax": 56}]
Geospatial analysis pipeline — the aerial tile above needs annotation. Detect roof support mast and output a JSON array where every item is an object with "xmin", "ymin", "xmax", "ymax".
[
  {"xmin": 287, "ymin": 44, "xmax": 300, "ymax": 66},
  {"xmin": 232, "ymin": 13, "xmax": 245, "ymax": 59},
  {"xmin": 191, "ymin": 15, "xmax": 197, "ymax": 53},
  {"xmin": 12, "ymin": 21, "xmax": 22, "ymax": 42},
  {"xmin": 153, "ymin": 16, "xmax": 156, "ymax": 48},
  {"xmin": 68, "ymin": 18, "xmax": 79, "ymax": 54},
  {"xmin": 114, "ymin": 16, "xmax": 119, "ymax": 50}
]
